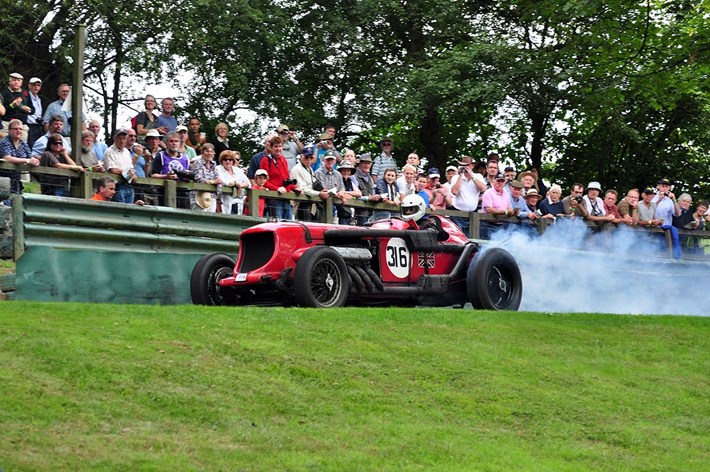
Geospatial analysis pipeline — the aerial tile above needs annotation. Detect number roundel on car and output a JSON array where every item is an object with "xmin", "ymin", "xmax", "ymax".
[{"xmin": 385, "ymin": 237, "xmax": 410, "ymax": 279}]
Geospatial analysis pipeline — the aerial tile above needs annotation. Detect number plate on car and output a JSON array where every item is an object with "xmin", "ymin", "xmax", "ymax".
[{"xmin": 236, "ymin": 273, "xmax": 247, "ymax": 282}]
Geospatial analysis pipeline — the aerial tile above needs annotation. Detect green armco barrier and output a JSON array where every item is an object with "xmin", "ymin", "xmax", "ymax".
[
  {"xmin": 16, "ymin": 247, "xmax": 206, "ymax": 304},
  {"xmin": 11, "ymin": 194, "xmax": 257, "ymax": 304}
]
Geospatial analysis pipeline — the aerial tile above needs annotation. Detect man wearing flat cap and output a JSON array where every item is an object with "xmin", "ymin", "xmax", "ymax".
[{"xmin": 1, "ymin": 73, "xmax": 34, "ymax": 142}]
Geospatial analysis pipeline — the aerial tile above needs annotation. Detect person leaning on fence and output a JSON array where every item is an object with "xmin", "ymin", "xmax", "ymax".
[
  {"xmin": 189, "ymin": 143, "xmax": 221, "ymax": 212},
  {"xmin": 583, "ymin": 181, "xmax": 615, "ymax": 225},
  {"xmin": 243, "ymin": 168, "xmax": 268, "ymax": 217},
  {"xmin": 638, "ymin": 188, "xmax": 662, "ymax": 227},
  {"xmin": 351, "ymin": 153, "xmax": 382, "ymax": 225},
  {"xmin": 38, "ymin": 133, "xmax": 84, "ymax": 197},
  {"xmin": 260, "ymin": 135, "xmax": 299, "ymax": 220},
  {"xmin": 0, "ymin": 118, "xmax": 39, "ymax": 197},
  {"xmin": 336, "ymin": 160, "xmax": 361, "ymax": 225},
  {"xmin": 291, "ymin": 146, "xmax": 321, "ymax": 221},
  {"xmin": 151, "ymin": 131, "xmax": 192, "ymax": 208},
  {"xmin": 78, "ymin": 130, "xmax": 105, "ymax": 172},
  {"xmin": 617, "ymin": 188, "xmax": 640, "ymax": 225},
  {"xmin": 602, "ymin": 189, "xmax": 627, "ymax": 224},
  {"xmin": 481, "ymin": 172, "xmax": 515, "ymax": 239},
  {"xmin": 216, "ymin": 150, "xmax": 249, "ymax": 214},
  {"xmin": 538, "ymin": 184, "xmax": 566, "ymax": 219},
  {"xmin": 104, "ymin": 128, "xmax": 138, "ymax": 204}
]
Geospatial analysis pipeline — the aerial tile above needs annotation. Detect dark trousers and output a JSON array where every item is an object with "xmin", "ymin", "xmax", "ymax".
[{"xmin": 27, "ymin": 123, "xmax": 43, "ymax": 149}]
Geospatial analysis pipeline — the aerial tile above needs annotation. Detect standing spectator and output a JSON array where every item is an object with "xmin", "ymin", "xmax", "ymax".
[
  {"xmin": 246, "ymin": 136, "xmax": 270, "ymax": 181},
  {"xmin": 517, "ymin": 170, "xmax": 538, "ymax": 197},
  {"xmin": 396, "ymin": 153, "xmax": 421, "ymax": 189},
  {"xmin": 104, "ymin": 128, "xmax": 138, "ymax": 204},
  {"xmin": 78, "ymin": 131, "xmax": 105, "ymax": 172},
  {"xmin": 373, "ymin": 167, "xmax": 400, "ymax": 221},
  {"xmin": 396, "ymin": 164, "xmax": 417, "ymax": 199},
  {"xmin": 509, "ymin": 180, "xmax": 538, "ymax": 229},
  {"xmin": 583, "ymin": 181, "xmax": 614, "ymax": 223},
  {"xmin": 151, "ymin": 131, "xmax": 192, "ymax": 208},
  {"xmin": 313, "ymin": 133, "xmax": 340, "ymax": 171},
  {"xmin": 425, "ymin": 168, "xmax": 453, "ymax": 211},
  {"xmin": 42, "ymin": 83, "xmax": 85, "ymax": 138},
  {"xmin": 414, "ymin": 173, "xmax": 431, "ymax": 207},
  {"xmin": 38, "ymin": 133, "xmax": 83, "ymax": 196},
  {"xmin": 259, "ymin": 135, "xmax": 299, "ymax": 220},
  {"xmin": 672, "ymin": 193, "xmax": 695, "ymax": 229},
  {"xmin": 90, "ymin": 176, "xmax": 117, "ymax": 202},
  {"xmin": 503, "ymin": 166, "xmax": 516, "ymax": 183},
  {"xmin": 637, "ymin": 188, "xmax": 662, "ymax": 227},
  {"xmin": 185, "ymin": 116, "xmax": 207, "ymax": 154},
  {"xmin": 481, "ymin": 172, "xmax": 514, "ymax": 238},
  {"xmin": 290, "ymin": 146, "xmax": 320, "ymax": 221},
  {"xmin": 176, "ymin": 125, "xmax": 197, "ymax": 160},
  {"xmin": 372, "ymin": 137, "xmax": 396, "ymax": 183},
  {"xmin": 336, "ymin": 161, "xmax": 361, "ymax": 224},
  {"xmin": 0, "ymin": 118, "xmax": 39, "ymax": 196},
  {"xmin": 88, "ymin": 120, "xmax": 108, "ymax": 161},
  {"xmin": 341, "ymin": 149, "xmax": 357, "ymax": 166},
  {"xmin": 315, "ymin": 151, "xmax": 350, "ymax": 221},
  {"xmin": 276, "ymin": 125, "xmax": 304, "ymax": 170},
  {"xmin": 538, "ymin": 184, "xmax": 566, "ymax": 219},
  {"xmin": 561, "ymin": 183, "xmax": 589, "ymax": 219},
  {"xmin": 450, "ymin": 156, "xmax": 487, "ymax": 236},
  {"xmin": 527, "ymin": 166, "xmax": 548, "ymax": 198},
  {"xmin": 189, "ymin": 143, "xmax": 221, "ymax": 212},
  {"xmin": 652, "ymin": 178, "xmax": 680, "ymax": 226},
  {"xmin": 443, "ymin": 165, "xmax": 457, "ymax": 191},
  {"xmin": 617, "ymin": 188, "xmax": 640, "ymax": 225},
  {"xmin": 135, "ymin": 94, "xmax": 160, "ymax": 143},
  {"xmin": 210, "ymin": 122, "xmax": 233, "ymax": 158},
  {"xmin": 484, "ymin": 160, "xmax": 499, "ymax": 190},
  {"xmin": 351, "ymin": 153, "xmax": 383, "ymax": 225},
  {"xmin": 26, "ymin": 77, "xmax": 47, "ymax": 148},
  {"xmin": 1, "ymin": 73, "xmax": 34, "ymax": 142},
  {"xmin": 156, "ymin": 97, "xmax": 177, "ymax": 135},
  {"xmin": 216, "ymin": 150, "xmax": 249, "ymax": 214},
  {"xmin": 602, "ymin": 189, "xmax": 626, "ymax": 224},
  {"xmin": 244, "ymin": 169, "xmax": 268, "ymax": 217},
  {"xmin": 32, "ymin": 115, "xmax": 71, "ymax": 157}
]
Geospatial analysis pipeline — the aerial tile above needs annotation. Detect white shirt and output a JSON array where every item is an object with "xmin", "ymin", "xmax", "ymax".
[
  {"xmin": 103, "ymin": 144, "xmax": 133, "ymax": 173},
  {"xmin": 451, "ymin": 173, "xmax": 485, "ymax": 212}
]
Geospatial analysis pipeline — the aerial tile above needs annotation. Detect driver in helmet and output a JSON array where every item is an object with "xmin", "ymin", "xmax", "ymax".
[{"xmin": 401, "ymin": 194, "xmax": 449, "ymax": 240}]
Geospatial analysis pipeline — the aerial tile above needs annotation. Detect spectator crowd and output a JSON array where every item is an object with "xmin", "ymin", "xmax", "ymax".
[{"xmin": 1, "ymin": 73, "xmax": 709, "ymax": 255}]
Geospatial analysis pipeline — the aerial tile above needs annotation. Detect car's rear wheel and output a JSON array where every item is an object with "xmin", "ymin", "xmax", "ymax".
[
  {"xmin": 190, "ymin": 253, "xmax": 236, "ymax": 305},
  {"xmin": 294, "ymin": 247, "xmax": 350, "ymax": 307},
  {"xmin": 467, "ymin": 248, "xmax": 522, "ymax": 310}
]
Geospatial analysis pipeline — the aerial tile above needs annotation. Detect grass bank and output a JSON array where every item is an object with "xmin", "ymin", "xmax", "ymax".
[{"xmin": 0, "ymin": 302, "xmax": 707, "ymax": 471}]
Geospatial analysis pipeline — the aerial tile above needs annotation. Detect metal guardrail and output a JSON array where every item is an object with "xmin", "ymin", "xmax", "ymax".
[{"xmin": 12, "ymin": 193, "xmax": 259, "ymax": 259}]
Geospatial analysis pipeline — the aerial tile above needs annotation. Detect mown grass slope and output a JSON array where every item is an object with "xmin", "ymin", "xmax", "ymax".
[{"xmin": 0, "ymin": 302, "xmax": 707, "ymax": 471}]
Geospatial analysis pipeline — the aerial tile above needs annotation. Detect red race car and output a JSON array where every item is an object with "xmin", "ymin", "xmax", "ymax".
[{"xmin": 190, "ymin": 210, "xmax": 522, "ymax": 310}]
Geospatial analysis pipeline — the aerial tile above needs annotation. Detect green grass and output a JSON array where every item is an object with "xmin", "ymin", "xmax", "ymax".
[{"xmin": 0, "ymin": 302, "xmax": 708, "ymax": 471}]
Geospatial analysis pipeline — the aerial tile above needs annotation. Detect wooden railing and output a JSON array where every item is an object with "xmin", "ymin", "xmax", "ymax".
[{"xmin": 2, "ymin": 160, "xmax": 708, "ymax": 260}]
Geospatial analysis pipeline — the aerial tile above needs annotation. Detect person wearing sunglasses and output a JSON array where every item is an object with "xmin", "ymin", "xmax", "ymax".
[{"xmin": 38, "ymin": 133, "xmax": 83, "ymax": 196}]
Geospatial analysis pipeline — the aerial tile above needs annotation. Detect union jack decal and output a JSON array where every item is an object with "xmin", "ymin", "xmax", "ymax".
[{"xmin": 418, "ymin": 252, "xmax": 435, "ymax": 268}]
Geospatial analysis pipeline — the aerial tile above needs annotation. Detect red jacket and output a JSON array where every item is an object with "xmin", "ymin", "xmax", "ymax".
[{"xmin": 259, "ymin": 154, "xmax": 296, "ymax": 192}]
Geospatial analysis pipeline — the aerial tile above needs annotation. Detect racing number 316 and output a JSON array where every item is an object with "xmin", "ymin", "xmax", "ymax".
[
  {"xmin": 385, "ymin": 238, "xmax": 410, "ymax": 279},
  {"xmin": 387, "ymin": 245, "xmax": 408, "ymax": 268}
]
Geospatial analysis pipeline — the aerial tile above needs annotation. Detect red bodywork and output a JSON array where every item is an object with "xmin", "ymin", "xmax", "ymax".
[{"xmin": 218, "ymin": 216, "xmax": 476, "ymax": 306}]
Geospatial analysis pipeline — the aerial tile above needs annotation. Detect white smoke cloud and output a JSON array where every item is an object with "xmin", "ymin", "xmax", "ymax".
[{"xmin": 485, "ymin": 219, "xmax": 710, "ymax": 316}]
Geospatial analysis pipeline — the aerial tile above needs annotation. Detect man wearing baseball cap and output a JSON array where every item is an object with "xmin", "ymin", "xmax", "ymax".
[
  {"xmin": 104, "ymin": 128, "xmax": 138, "ymax": 204},
  {"xmin": 290, "ymin": 146, "xmax": 321, "ymax": 221},
  {"xmin": 26, "ymin": 77, "xmax": 47, "ymax": 148}
]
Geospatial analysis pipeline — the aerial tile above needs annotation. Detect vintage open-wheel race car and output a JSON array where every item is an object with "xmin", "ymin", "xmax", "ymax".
[{"xmin": 190, "ymin": 214, "xmax": 522, "ymax": 310}]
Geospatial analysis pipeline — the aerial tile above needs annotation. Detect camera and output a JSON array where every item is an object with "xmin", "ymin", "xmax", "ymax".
[
  {"xmin": 664, "ymin": 192, "xmax": 670, "ymax": 196},
  {"xmin": 458, "ymin": 167, "xmax": 467, "ymax": 174},
  {"xmin": 435, "ymin": 183, "xmax": 442, "ymax": 189},
  {"xmin": 171, "ymin": 169, "xmax": 195, "ymax": 181},
  {"xmin": 283, "ymin": 178, "xmax": 297, "ymax": 186},
  {"xmin": 573, "ymin": 196, "xmax": 583, "ymax": 203}
]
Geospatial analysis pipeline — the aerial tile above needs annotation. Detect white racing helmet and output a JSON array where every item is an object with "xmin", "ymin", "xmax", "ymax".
[{"xmin": 401, "ymin": 194, "xmax": 426, "ymax": 222}]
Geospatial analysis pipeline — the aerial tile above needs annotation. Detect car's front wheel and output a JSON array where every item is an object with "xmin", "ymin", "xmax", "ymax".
[
  {"xmin": 190, "ymin": 253, "xmax": 236, "ymax": 305},
  {"xmin": 467, "ymin": 248, "xmax": 522, "ymax": 311},
  {"xmin": 294, "ymin": 247, "xmax": 350, "ymax": 307}
]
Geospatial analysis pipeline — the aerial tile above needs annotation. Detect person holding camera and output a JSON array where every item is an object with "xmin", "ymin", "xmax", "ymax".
[
  {"xmin": 150, "ymin": 131, "xmax": 192, "ymax": 208},
  {"xmin": 276, "ymin": 125, "xmax": 304, "ymax": 170},
  {"xmin": 424, "ymin": 167, "xmax": 453, "ymax": 210},
  {"xmin": 652, "ymin": 178, "xmax": 681, "ymax": 226},
  {"xmin": 562, "ymin": 183, "xmax": 589, "ymax": 219},
  {"xmin": 450, "ymin": 156, "xmax": 487, "ymax": 236},
  {"xmin": 259, "ymin": 135, "xmax": 300, "ymax": 220}
]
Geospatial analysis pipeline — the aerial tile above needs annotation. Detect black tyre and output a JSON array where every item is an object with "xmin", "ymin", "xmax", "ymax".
[
  {"xmin": 190, "ymin": 253, "xmax": 236, "ymax": 305},
  {"xmin": 294, "ymin": 247, "xmax": 350, "ymax": 307},
  {"xmin": 466, "ymin": 248, "xmax": 522, "ymax": 311}
]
